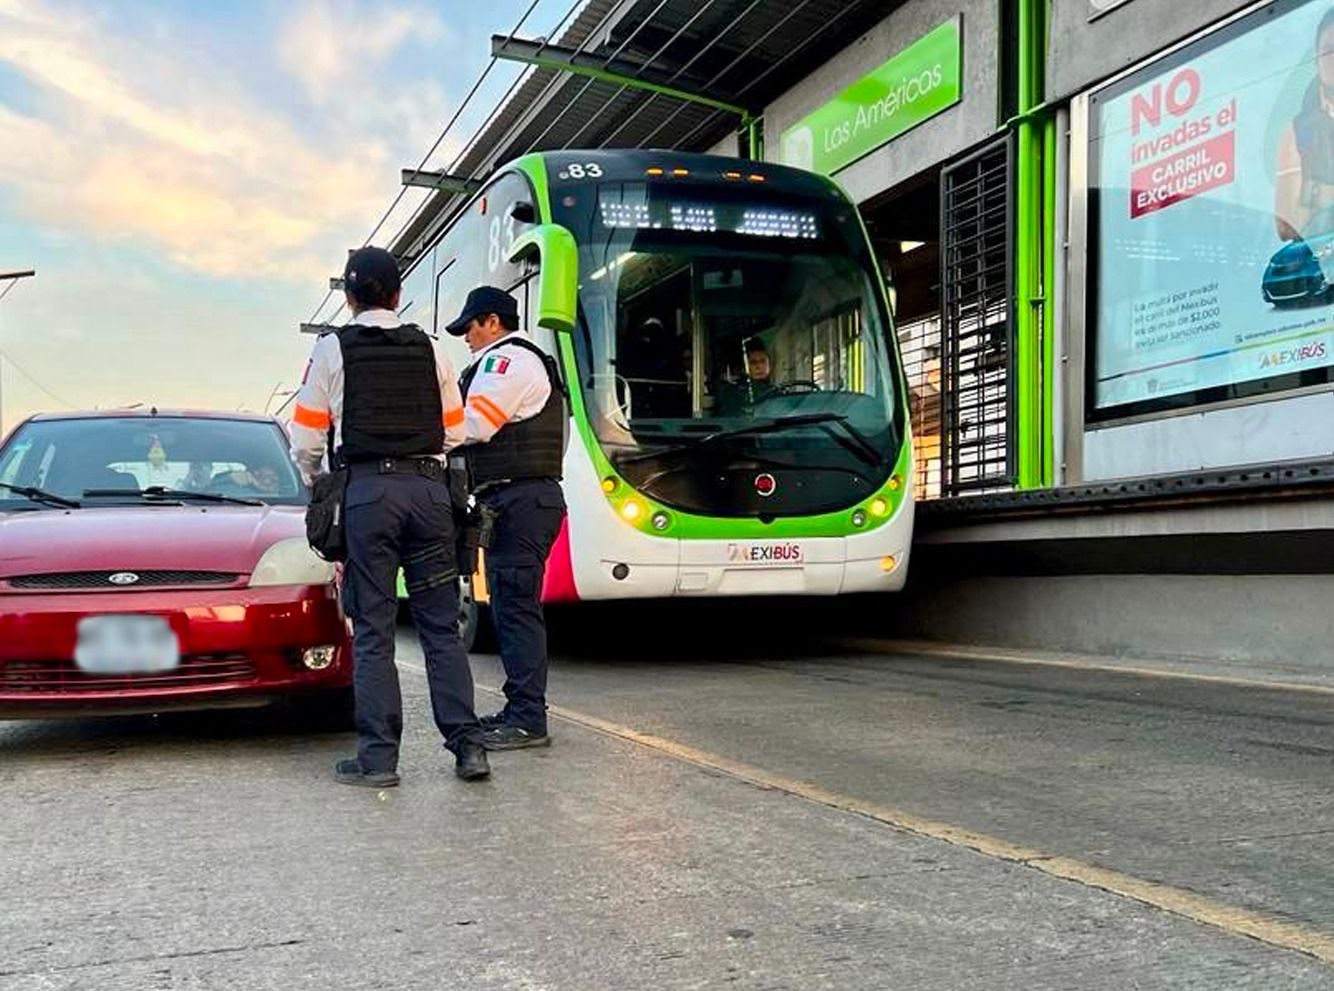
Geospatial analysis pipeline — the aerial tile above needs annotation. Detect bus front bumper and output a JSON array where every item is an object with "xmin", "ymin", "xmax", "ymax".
[{"xmin": 569, "ymin": 518, "xmax": 913, "ymax": 600}]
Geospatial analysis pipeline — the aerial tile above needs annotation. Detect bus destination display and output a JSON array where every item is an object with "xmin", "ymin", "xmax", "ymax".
[{"xmin": 597, "ymin": 186, "xmax": 820, "ymax": 240}]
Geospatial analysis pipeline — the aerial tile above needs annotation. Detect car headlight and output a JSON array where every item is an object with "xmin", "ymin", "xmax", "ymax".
[{"xmin": 250, "ymin": 537, "xmax": 336, "ymax": 587}]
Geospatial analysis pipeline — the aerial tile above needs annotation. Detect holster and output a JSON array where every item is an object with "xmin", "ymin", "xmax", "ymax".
[
  {"xmin": 454, "ymin": 502, "xmax": 498, "ymax": 578},
  {"xmin": 449, "ymin": 457, "xmax": 478, "ymax": 576},
  {"xmin": 305, "ymin": 467, "xmax": 349, "ymax": 563}
]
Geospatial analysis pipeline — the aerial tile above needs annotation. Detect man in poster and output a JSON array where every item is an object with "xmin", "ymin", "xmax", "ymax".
[{"xmin": 1274, "ymin": 7, "xmax": 1334, "ymax": 240}]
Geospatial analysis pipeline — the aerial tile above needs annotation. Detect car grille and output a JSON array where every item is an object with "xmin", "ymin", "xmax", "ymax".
[
  {"xmin": 0, "ymin": 655, "xmax": 258, "ymax": 693},
  {"xmin": 7, "ymin": 570, "xmax": 241, "ymax": 591},
  {"xmin": 1266, "ymin": 275, "xmax": 1325, "ymax": 299}
]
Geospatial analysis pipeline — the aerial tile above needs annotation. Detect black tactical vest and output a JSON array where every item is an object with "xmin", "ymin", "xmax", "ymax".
[
  {"xmin": 459, "ymin": 336, "xmax": 566, "ymax": 486},
  {"xmin": 336, "ymin": 323, "xmax": 444, "ymax": 462}
]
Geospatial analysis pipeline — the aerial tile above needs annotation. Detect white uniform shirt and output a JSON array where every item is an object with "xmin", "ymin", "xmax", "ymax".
[
  {"xmin": 288, "ymin": 308, "xmax": 466, "ymax": 483},
  {"xmin": 462, "ymin": 332, "xmax": 554, "ymax": 446}
]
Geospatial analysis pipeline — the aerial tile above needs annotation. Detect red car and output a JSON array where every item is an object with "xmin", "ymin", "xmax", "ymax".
[{"xmin": 0, "ymin": 410, "xmax": 352, "ymax": 719}]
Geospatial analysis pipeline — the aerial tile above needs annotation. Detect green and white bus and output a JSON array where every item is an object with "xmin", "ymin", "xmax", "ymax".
[{"xmin": 397, "ymin": 148, "xmax": 913, "ymax": 608}]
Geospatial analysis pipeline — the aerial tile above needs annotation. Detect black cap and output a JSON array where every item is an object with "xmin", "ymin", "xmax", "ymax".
[
  {"xmin": 445, "ymin": 286, "xmax": 519, "ymax": 336},
  {"xmin": 343, "ymin": 246, "xmax": 401, "ymax": 305}
]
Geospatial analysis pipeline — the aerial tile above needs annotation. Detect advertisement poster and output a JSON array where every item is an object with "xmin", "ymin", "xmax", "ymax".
[{"xmin": 1089, "ymin": 0, "xmax": 1334, "ymax": 418}]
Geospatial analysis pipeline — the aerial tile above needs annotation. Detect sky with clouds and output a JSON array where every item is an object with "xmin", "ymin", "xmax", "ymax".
[{"xmin": 0, "ymin": 0, "xmax": 575, "ymax": 431}]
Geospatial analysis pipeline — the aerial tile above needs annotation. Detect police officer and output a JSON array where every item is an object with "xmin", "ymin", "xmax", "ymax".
[
  {"xmin": 446, "ymin": 286, "xmax": 567, "ymax": 751},
  {"xmin": 290, "ymin": 247, "xmax": 490, "ymax": 786}
]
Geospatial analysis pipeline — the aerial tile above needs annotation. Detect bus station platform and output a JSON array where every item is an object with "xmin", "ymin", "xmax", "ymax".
[{"xmin": 3, "ymin": 609, "xmax": 1332, "ymax": 989}]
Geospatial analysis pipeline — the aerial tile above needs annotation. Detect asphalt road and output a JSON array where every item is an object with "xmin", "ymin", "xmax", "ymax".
[{"xmin": 2, "ymin": 601, "xmax": 1332, "ymax": 989}]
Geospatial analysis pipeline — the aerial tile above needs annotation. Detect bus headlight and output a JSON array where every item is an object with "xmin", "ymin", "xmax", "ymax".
[
  {"xmin": 651, "ymin": 511, "xmax": 671, "ymax": 531},
  {"xmin": 250, "ymin": 538, "xmax": 336, "ymax": 587},
  {"xmin": 851, "ymin": 509, "xmax": 868, "ymax": 528},
  {"xmin": 869, "ymin": 497, "xmax": 890, "ymax": 518},
  {"xmin": 602, "ymin": 476, "xmax": 619, "ymax": 494},
  {"xmin": 620, "ymin": 498, "xmax": 646, "ymax": 523}
]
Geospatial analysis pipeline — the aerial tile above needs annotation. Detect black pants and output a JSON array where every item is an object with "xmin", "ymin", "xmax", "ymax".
[
  {"xmin": 345, "ymin": 467, "xmax": 480, "ymax": 772},
  {"xmin": 481, "ymin": 479, "xmax": 566, "ymax": 734}
]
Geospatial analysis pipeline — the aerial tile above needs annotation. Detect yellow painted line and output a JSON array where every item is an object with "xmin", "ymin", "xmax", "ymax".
[
  {"xmin": 835, "ymin": 637, "xmax": 1334, "ymax": 698},
  {"xmin": 394, "ymin": 662, "xmax": 1334, "ymax": 964},
  {"xmin": 547, "ymin": 700, "xmax": 1334, "ymax": 966}
]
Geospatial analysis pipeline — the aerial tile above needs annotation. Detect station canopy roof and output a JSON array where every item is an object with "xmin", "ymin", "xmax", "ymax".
[{"xmin": 390, "ymin": 0, "xmax": 896, "ymax": 264}]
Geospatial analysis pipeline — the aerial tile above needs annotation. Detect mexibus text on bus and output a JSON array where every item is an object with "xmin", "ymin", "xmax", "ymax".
[{"xmin": 396, "ymin": 149, "xmax": 914, "ymax": 614}]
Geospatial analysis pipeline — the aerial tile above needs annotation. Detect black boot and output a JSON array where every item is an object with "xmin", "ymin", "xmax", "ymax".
[
  {"xmin": 480, "ymin": 725, "xmax": 551, "ymax": 751},
  {"xmin": 455, "ymin": 741, "xmax": 491, "ymax": 781},
  {"xmin": 333, "ymin": 758, "xmax": 400, "ymax": 788}
]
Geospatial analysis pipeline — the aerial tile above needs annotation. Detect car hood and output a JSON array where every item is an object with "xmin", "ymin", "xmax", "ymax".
[
  {"xmin": 1270, "ymin": 238, "xmax": 1318, "ymax": 264},
  {"xmin": 0, "ymin": 505, "xmax": 306, "ymax": 579}
]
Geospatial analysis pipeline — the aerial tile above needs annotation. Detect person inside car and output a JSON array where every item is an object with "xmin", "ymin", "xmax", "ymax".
[
  {"xmin": 179, "ymin": 461, "xmax": 215, "ymax": 492},
  {"xmin": 212, "ymin": 463, "xmax": 282, "ymax": 496}
]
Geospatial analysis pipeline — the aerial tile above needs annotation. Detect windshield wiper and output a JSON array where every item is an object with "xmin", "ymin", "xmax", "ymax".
[
  {"xmin": 82, "ymin": 486, "xmax": 264, "ymax": 507},
  {"xmin": 813, "ymin": 415, "xmax": 884, "ymax": 467},
  {"xmin": 0, "ymin": 482, "xmax": 82, "ymax": 509},
  {"xmin": 619, "ymin": 413, "xmax": 886, "ymax": 466}
]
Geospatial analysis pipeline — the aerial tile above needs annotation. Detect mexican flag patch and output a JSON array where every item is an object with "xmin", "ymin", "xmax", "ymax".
[{"xmin": 483, "ymin": 354, "xmax": 511, "ymax": 375}]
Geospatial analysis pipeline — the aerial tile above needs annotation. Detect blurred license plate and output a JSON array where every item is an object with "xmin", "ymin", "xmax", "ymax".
[{"xmin": 75, "ymin": 616, "xmax": 180, "ymax": 674}]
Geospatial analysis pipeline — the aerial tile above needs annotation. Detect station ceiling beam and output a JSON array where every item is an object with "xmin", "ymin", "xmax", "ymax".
[
  {"xmin": 401, "ymin": 169, "xmax": 483, "ymax": 195},
  {"xmin": 490, "ymin": 34, "xmax": 756, "ymax": 131}
]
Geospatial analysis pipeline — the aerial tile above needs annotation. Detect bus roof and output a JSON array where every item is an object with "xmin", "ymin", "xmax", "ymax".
[{"xmin": 535, "ymin": 149, "xmax": 841, "ymax": 199}]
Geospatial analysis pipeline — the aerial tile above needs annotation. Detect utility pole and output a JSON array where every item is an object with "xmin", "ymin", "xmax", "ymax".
[
  {"xmin": 0, "ymin": 269, "xmax": 37, "ymax": 440},
  {"xmin": 262, "ymin": 381, "xmax": 290, "ymax": 414}
]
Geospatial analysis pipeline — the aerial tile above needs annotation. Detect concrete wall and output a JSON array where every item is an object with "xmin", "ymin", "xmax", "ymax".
[
  {"xmin": 761, "ymin": 0, "xmax": 999, "ymax": 202},
  {"xmin": 881, "ymin": 572, "xmax": 1334, "ymax": 669},
  {"xmin": 849, "ymin": 496, "xmax": 1334, "ymax": 669},
  {"xmin": 1049, "ymin": 0, "xmax": 1248, "ymax": 100}
]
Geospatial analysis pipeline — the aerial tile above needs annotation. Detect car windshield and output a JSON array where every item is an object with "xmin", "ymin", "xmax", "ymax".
[{"xmin": 0, "ymin": 416, "xmax": 305, "ymax": 509}]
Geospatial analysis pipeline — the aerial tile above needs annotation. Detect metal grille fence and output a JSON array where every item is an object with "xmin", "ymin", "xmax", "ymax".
[{"xmin": 938, "ymin": 138, "xmax": 1015, "ymax": 496}]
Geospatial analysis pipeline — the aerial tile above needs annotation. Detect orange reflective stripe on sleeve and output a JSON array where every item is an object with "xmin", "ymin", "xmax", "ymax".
[
  {"xmin": 469, "ymin": 394, "xmax": 509, "ymax": 430},
  {"xmin": 292, "ymin": 404, "xmax": 332, "ymax": 430},
  {"xmin": 444, "ymin": 406, "xmax": 465, "ymax": 428}
]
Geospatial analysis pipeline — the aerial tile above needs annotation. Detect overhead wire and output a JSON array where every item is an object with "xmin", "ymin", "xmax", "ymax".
[
  {"xmin": 314, "ymin": 0, "xmax": 861, "ymax": 335},
  {"xmin": 597, "ymin": 0, "xmax": 769, "ymax": 149},
  {"xmin": 558, "ymin": 0, "xmax": 724, "ymax": 150},
  {"xmin": 0, "ymin": 348, "xmax": 76, "ymax": 409},
  {"xmin": 385, "ymin": 0, "xmax": 603, "ymax": 263},
  {"xmin": 667, "ymin": 0, "xmax": 860, "ymax": 151},
  {"xmin": 306, "ymin": 0, "xmax": 556, "ymax": 328},
  {"xmin": 505, "ymin": 0, "xmax": 678, "ymax": 157}
]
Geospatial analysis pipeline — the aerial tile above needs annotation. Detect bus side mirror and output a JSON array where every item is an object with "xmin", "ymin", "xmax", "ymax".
[{"xmin": 508, "ymin": 224, "xmax": 578, "ymax": 334}]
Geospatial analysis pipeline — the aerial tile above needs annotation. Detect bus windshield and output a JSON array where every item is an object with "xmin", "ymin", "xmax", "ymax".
[{"xmin": 553, "ymin": 175, "xmax": 902, "ymax": 517}]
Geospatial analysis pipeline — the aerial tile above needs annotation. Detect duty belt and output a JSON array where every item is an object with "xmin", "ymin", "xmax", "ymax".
[
  {"xmin": 350, "ymin": 457, "xmax": 446, "ymax": 481},
  {"xmin": 474, "ymin": 475, "xmax": 557, "ymax": 496}
]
